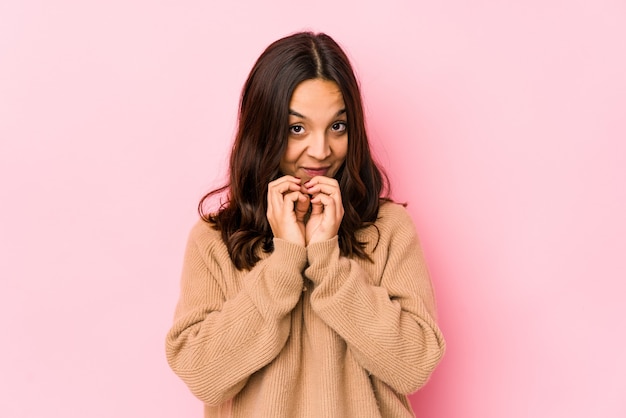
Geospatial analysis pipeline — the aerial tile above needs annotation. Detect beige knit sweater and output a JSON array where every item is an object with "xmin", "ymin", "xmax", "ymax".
[{"xmin": 166, "ymin": 202, "xmax": 445, "ymax": 417}]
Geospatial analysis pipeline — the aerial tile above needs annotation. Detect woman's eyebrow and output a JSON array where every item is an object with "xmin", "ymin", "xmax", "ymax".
[
  {"xmin": 288, "ymin": 108, "xmax": 347, "ymax": 119},
  {"xmin": 289, "ymin": 109, "xmax": 306, "ymax": 118}
]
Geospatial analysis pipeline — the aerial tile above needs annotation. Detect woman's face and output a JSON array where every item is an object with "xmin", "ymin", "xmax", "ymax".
[{"xmin": 280, "ymin": 78, "xmax": 348, "ymax": 182}]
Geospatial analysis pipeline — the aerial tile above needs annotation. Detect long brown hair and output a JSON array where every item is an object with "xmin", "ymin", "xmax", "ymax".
[{"xmin": 199, "ymin": 32, "xmax": 390, "ymax": 270}]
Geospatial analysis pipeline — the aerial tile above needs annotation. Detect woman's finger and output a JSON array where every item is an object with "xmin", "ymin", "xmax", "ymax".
[
  {"xmin": 304, "ymin": 176, "xmax": 340, "ymax": 197},
  {"xmin": 268, "ymin": 176, "xmax": 302, "ymax": 195}
]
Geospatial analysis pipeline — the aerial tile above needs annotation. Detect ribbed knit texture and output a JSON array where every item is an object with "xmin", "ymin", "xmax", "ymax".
[{"xmin": 166, "ymin": 202, "xmax": 445, "ymax": 417}]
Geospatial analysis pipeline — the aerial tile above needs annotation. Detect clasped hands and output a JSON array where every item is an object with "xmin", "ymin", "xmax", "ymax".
[{"xmin": 267, "ymin": 175, "xmax": 344, "ymax": 247}]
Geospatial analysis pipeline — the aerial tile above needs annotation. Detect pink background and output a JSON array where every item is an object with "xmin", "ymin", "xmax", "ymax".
[{"xmin": 1, "ymin": 1, "xmax": 625, "ymax": 417}]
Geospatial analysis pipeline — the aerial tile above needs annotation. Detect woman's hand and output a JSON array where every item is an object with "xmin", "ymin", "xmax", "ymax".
[
  {"xmin": 304, "ymin": 176, "xmax": 344, "ymax": 245},
  {"xmin": 267, "ymin": 176, "xmax": 310, "ymax": 246}
]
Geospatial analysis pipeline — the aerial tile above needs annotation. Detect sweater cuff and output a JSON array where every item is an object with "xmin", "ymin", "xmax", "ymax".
[
  {"xmin": 242, "ymin": 238, "xmax": 307, "ymax": 318},
  {"xmin": 305, "ymin": 236, "xmax": 340, "ymax": 285},
  {"xmin": 272, "ymin": 238, "xmax": 308, "ymax": 273}
]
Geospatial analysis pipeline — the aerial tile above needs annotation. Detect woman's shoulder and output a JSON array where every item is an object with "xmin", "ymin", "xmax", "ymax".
[
  {"xmin": 371, "ymin": 201, "xmax": 421, "ymax": 243},
  {"xmin": 354, "ymin": 201, "xmax": 420, "ymax": 255},
  {"xmin": 376, "ymin": 201, "xmax": 415, "ymax": 228},
  {"xmin": 186, "ymin": 217, "xmax": 229, "ymax": 257},
  {"xmin": 189, "ymin": 216, "xmax": 220, "ymax": 238}
]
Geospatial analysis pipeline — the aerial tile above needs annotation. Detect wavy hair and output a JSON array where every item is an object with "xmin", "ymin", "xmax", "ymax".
[{"xmin": 199, "ymin": 32, "xmax": 390, "ymax": 270}]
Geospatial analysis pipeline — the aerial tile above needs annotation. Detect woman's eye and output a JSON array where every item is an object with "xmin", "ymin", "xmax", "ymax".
[
  {"xmin": 289, "ymin": 125, "xmax": 304, "ymax": 135},
  {"xmin": 331, "ymin": 122, "xmax": 347, "ymax": 133}
]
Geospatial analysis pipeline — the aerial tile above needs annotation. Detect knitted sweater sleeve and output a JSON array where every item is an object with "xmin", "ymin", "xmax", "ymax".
[
  {"xmin": 165, "ymin": 221, "xmax": 307, "ymax": 406},
  {"xmin": 305, "ymin": 203, "xmax": 445, "ymax": 394}
]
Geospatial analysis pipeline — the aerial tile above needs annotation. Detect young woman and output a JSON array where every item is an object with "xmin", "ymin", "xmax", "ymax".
[{"xmin": 166, "ymin": 32, "xmax": 445, "ymax": 417}]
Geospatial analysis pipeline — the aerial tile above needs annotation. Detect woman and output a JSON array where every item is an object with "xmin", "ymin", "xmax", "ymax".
[{"xmin": 166, "ymin": 32, "xmax": 445, "ymax": 417}]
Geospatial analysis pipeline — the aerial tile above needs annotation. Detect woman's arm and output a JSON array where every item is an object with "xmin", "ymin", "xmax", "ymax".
[
  {"xmin": 165, "ymin": 222, "xmax": 306, "ymax": 406},
  {"xmin": 305, "ymin": 204, "xmax": 445, "ymax": 394}
]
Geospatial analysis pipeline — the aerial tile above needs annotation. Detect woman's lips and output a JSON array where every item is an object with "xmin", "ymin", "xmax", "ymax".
[{"xmin": 303, "ymin": 167, "xmax": 330, "ymax": 177}]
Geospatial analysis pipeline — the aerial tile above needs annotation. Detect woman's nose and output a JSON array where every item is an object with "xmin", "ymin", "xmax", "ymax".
[{"xmin": 306, "ymin": 132, "xmax": 331, "ymax": 160}]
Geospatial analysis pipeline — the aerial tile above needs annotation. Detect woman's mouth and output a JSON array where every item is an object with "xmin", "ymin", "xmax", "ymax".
[{"xmin": 303, "ymin": 167, "xmax": 330, "ymax": 177}]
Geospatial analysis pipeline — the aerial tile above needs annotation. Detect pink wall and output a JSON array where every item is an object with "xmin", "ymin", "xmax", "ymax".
[{"xmin": 1, "ymin": 1, "xmax": 625, "ymax": 417}]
